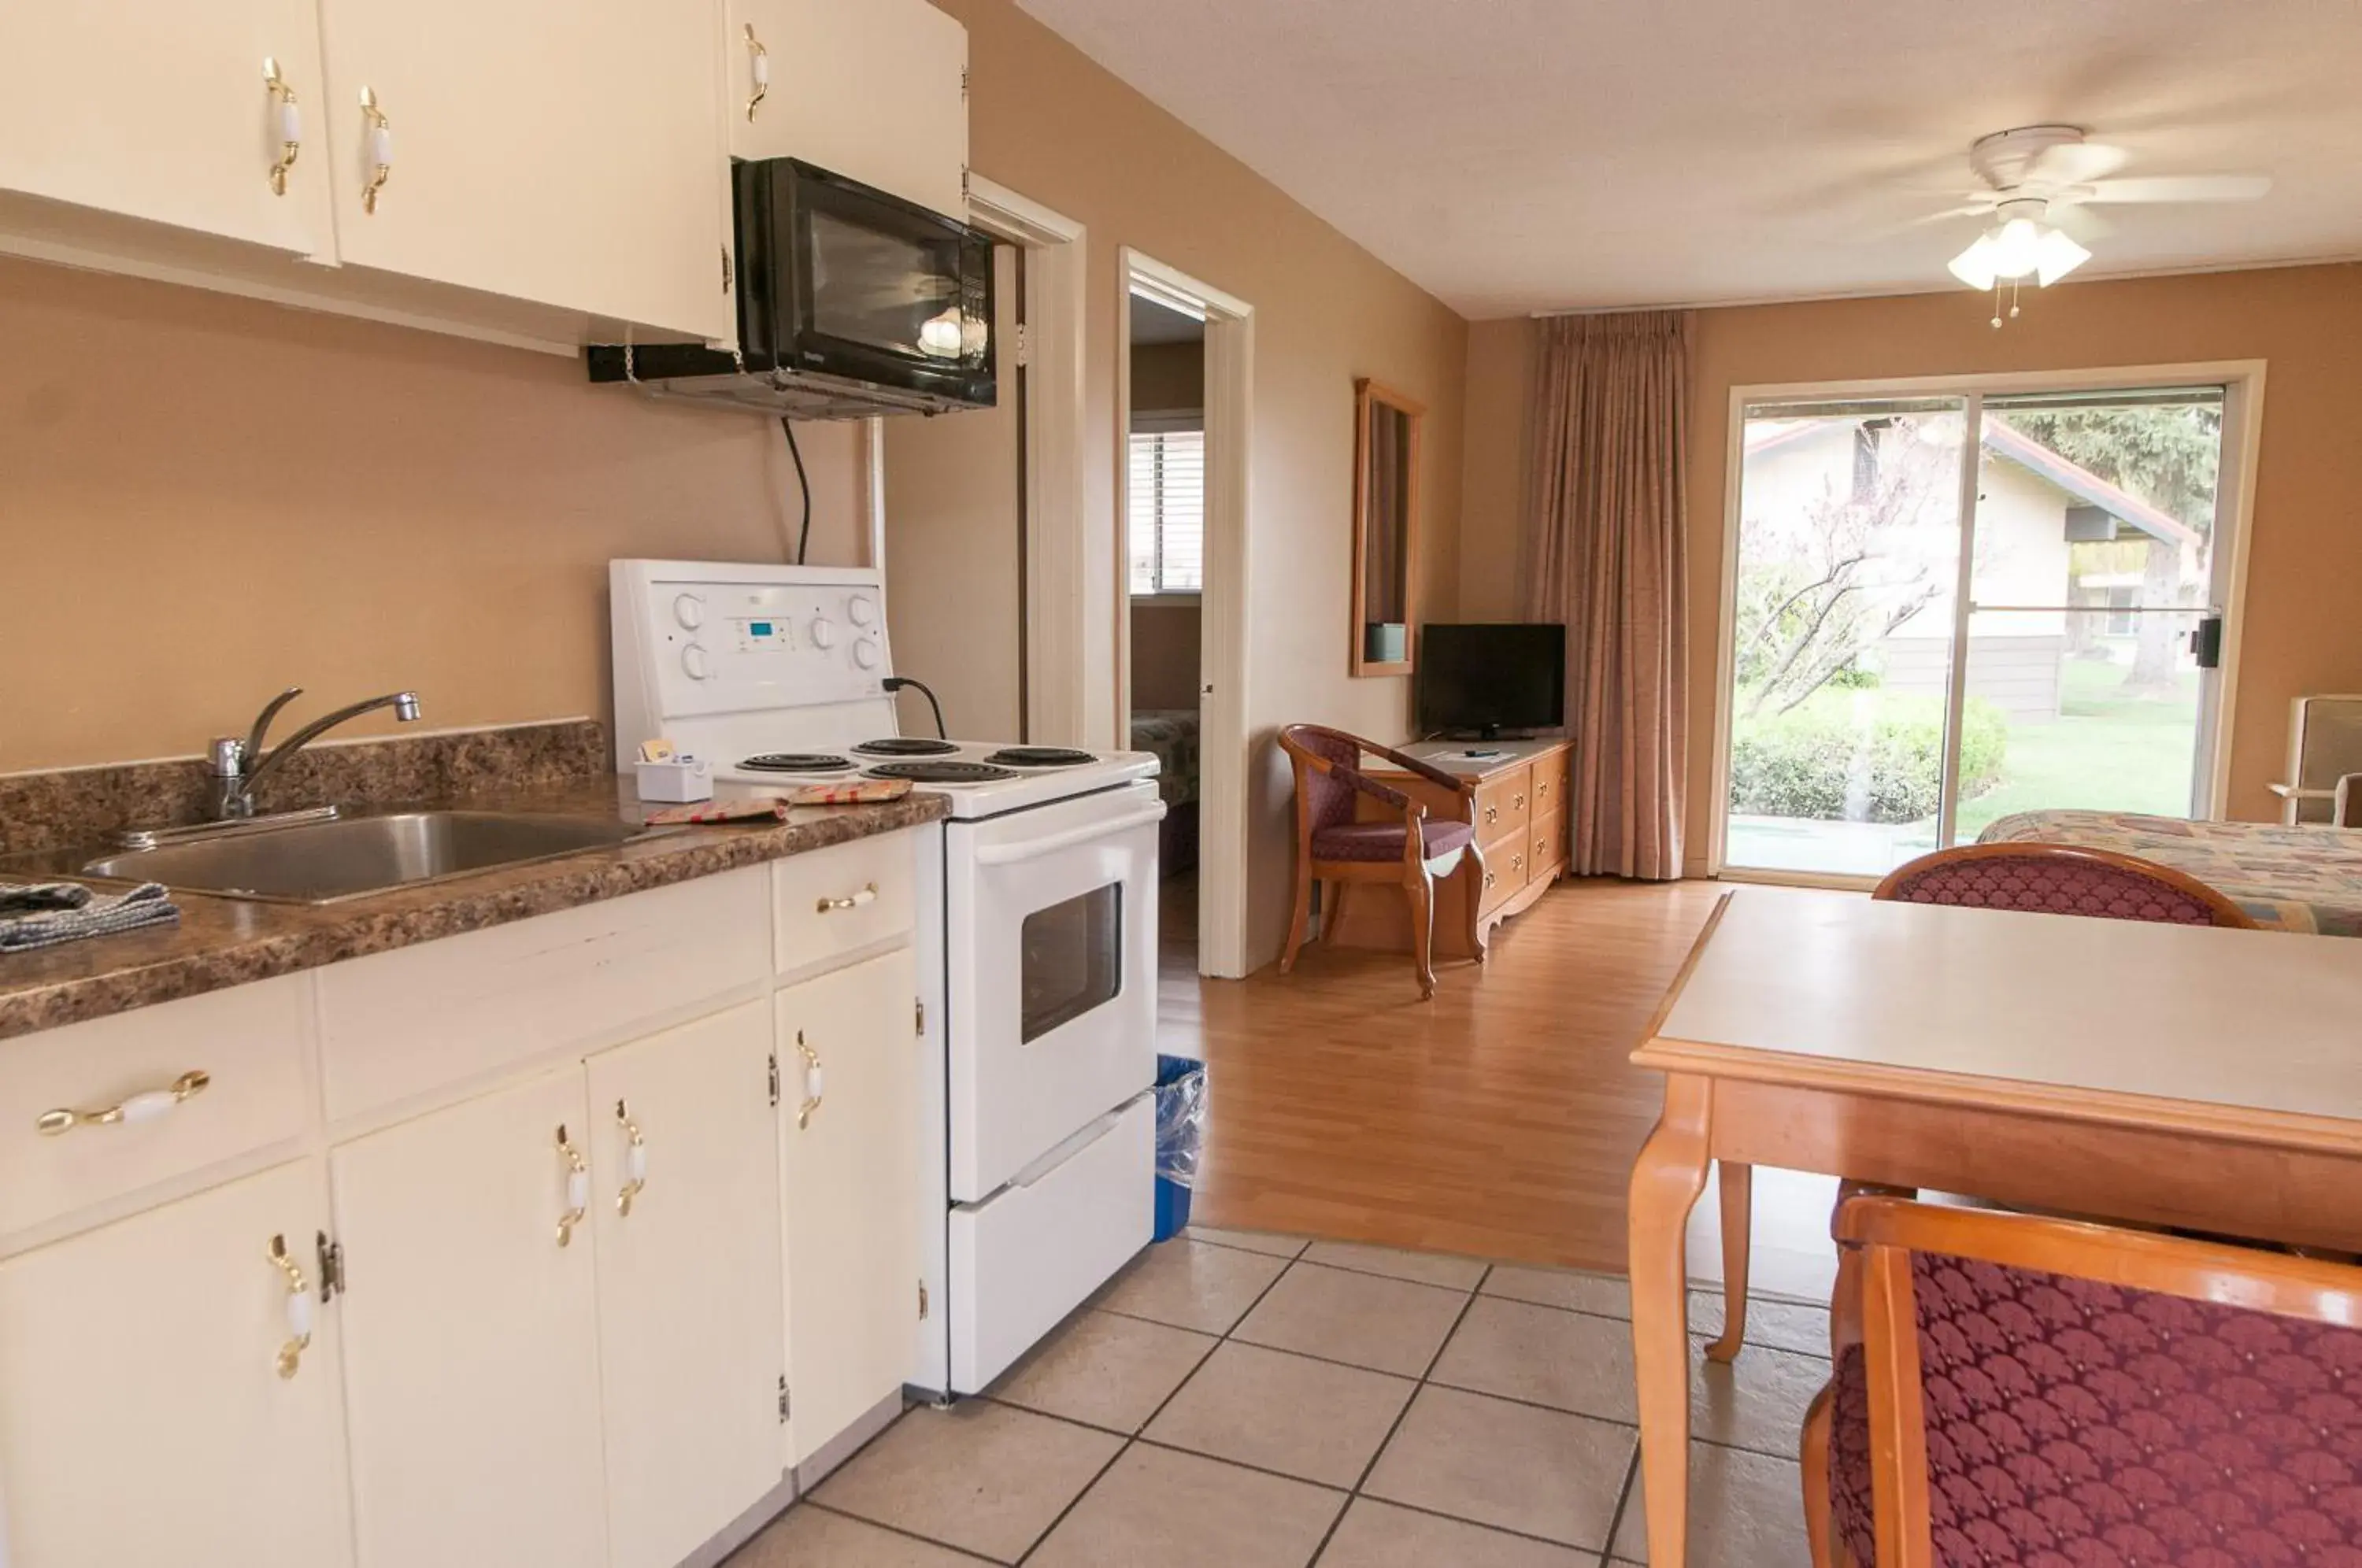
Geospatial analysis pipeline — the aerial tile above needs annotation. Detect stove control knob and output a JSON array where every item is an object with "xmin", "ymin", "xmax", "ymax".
[
  {"xmin": 847, "ymin": 594, "xmax": 878, "ymax": 627},
  {"xmin": 853, "ymin": 640, "xmax": 881, "ymax": 671},
  {"xmin": 672, "ymin": 594, "xmax": 705, "ymax": 631},
  {"xmin": 681, "ymin": 644, "xmax": 711, "ymax": 680},
  {"xmin": 809, "ymin": 617, "xmax": 838, "ymax": 649}
]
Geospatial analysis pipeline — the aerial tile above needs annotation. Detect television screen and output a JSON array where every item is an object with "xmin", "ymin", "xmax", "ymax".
[{"xmin": 1416, "ymin": 623, "xmax": 1567, "ymax": 738}]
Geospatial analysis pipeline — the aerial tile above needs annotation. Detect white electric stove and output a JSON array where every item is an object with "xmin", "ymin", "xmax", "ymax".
[{"xmin": 611, "ymin": 559, "xmax": 1165, "ymax": 1397}]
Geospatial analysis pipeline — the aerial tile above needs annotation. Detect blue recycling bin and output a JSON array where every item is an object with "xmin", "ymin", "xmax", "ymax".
[{"xmin": 1153, "ymin": 1053, "xmax": 1206, "ymax": 1241}]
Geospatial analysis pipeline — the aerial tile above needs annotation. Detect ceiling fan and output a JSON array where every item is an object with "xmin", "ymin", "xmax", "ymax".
[{"xmin": 1928, "ymin": 125, "xmax": 2271, "ymax": 324}]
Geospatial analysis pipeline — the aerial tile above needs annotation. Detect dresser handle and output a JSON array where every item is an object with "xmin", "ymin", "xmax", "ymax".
[
  {"xmin": 554, "ymin": 1125, "xmax": 589, "ymax": 1248},
  {"xmin": 1538, "ymin": 778, "xmax": 1551, "ymax": 798},
  {"xmin": 794, "ymin": 1032, "xmax": 825, "ymax": 1130},
  {"xmin": 816, "ymin": 881, "xmax": 878, "ymax": 913},
  {"xmin": 1512, "ymin": 853, "xmax": 1526, "ymax": 873},
  {"xmin": 268, "ymin": 1233, "xmax": 314, "ymax": 1379},
  {"xmin": 1513, "ymin": 792, "xmax": 1527, "ymax": 811},
  {"xmin": 614, "ymin": 1100, "xmax": 647, "ymax": 1217},
  {"xmin": 744, "ymin": 24, "xmax": 769, "ymax": 120},
  {"xmin": 1483, "ymin": 804, "xmax": 1499, "ymax": 824},
  {"xmin": 1483, "ymin": 871, "xmax": 1497, "ymax": 890},
  {"xmin": 35, "ymin": 1069, "xmax": 209, "ymax": 1136}
]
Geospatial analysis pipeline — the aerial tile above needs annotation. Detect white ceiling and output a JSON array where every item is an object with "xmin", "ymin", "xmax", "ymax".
[{"xmin": 1016, "ymin": 0, "xmax": 2362, "ymax": 318}]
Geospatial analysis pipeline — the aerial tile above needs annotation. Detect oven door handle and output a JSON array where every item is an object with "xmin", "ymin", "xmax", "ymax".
[{"xmin": 972, "ymin": 803, "xmax": 1168, "ymax": 866}]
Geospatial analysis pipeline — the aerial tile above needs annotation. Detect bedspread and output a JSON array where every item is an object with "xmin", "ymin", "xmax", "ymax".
[
  {"xmin": 1130, "ymin": 708, "xmax": 1200, "ymax": 807},
  {"xmin": 1979, "ymin": 809, "xmax": 2362, "ymax": 937}
]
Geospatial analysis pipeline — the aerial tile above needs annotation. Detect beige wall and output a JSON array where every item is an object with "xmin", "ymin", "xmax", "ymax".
[
  {"xmin": 941, "ymin": 0, "xmax": 1469, "ymax": 963},
  {"xmin": 1129, "ymin": 601, "xmax": 1201, "ymax": 711},
  {"xmin": 1453, "ymin": 263, "xmax": 2362, "ymax": 862},
  {"xmin": 0, "ymin": 256, "xmax": 864, "ymax": 772}
]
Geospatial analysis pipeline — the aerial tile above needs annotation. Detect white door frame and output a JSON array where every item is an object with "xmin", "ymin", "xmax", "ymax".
[
  {"xmin": 964, "ymin": 176, "xmax": 1090, "ymax": 747},
  {"xmin": 1707, "ymin": 358, "xmax": 2267, "ymax": 883},
  {"xmin": 1120, "ymin": 249, "xmax": 1256, "ymax": 979}
]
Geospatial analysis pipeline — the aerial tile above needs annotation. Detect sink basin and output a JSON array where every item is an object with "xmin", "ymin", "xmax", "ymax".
[{"xmin": 81, "ymin": 811, "xmax": 660, "ymax": 904}]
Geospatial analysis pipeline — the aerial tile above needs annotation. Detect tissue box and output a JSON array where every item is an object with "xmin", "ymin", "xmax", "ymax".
[{"xmin": 633, "ymin": 757, "xmax": 713, "ymax": 803}]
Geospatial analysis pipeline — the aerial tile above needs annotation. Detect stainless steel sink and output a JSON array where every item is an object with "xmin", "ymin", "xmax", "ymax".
[{"xmin": 81, "ymin": 811, "xmax": 661, "ymax": 904}]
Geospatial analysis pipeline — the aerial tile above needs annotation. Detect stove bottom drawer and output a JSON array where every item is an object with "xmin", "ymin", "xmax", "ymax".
[{"xmin": 948, "ymin": 1092, "xmax": 1153, "ymax": 1394}]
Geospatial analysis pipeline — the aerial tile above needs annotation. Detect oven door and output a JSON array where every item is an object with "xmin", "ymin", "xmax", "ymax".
[{"xmin": 946, "ymin": 779, "xmax": 1164, "ymax": 1203}]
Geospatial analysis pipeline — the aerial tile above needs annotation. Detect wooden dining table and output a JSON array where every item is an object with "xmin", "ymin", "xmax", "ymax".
[{"xmin": 1624, "ymin": 886, "xmax": 2362, "ymax": 1566}]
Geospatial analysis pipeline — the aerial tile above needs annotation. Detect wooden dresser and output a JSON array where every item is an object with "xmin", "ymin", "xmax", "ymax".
[{"xmin": 1327, "ymin": 738, "xmax": 1573, "ymax": 961}]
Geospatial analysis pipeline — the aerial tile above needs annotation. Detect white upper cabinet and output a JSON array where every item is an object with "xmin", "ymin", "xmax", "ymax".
[
  {"xmin": 313, "ymin": 0, "xmax": 733, "ymax": 340},
  {"xmin": 0, "ymin": 1161, "xmax": 354, "ymax": 1568},
  {"xmin": 0, "ymin": 0, "xmax": 337, "ymax": 258},
  {"xmin": 587, "ymin": 1002, "xmax": 787, "ymax": 1568},
  {"xmin": 731, "ymin": 0, "xmax": 969, "ymax": 219}
]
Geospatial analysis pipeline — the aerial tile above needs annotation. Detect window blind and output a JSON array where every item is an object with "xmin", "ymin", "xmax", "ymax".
[{"xmin": 1127, "ymin": 430, "xmax": 1205, "ymax": 595}]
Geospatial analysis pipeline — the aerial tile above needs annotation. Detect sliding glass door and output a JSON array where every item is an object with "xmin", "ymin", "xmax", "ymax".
[{"xmin": 1720, "ymin": 383, "xmax": 2231, "ymax": 880}]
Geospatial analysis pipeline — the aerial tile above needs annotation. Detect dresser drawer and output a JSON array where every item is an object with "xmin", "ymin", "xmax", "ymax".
[
  {"xmin": 772, "ymin": 831, "xmax": 916, "ymax": 976},
  {"xmin": 319, "ymin": 867, "xmax": 771, "ymax": 1122},
  {"xmin": 1529, "ymin": 810, "xmax": 1568, "ymax": 885},
  {"xmin": 1472, "ymin": 767, "xmax": 1533, "ymax": 841},
  {"xmin": 1475, "ymin": 825, "xmax": 1530, "ymax": 912},
  {"xmin": 1531, "ymin": 753, "xmax": 1571, "ymax": 819},
  {"xmin": 0, "ymin": 977, "xmax": 309, "ymax": 1237}
]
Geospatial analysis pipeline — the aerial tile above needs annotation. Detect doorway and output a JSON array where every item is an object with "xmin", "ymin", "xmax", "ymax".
[
  {"xmin": 1118, "ymin": 251, "xmax": 1254, "ymax": 978},
  {"xmin": 1713, "ymin": 368, "xmax": 2262, "ymax": 882}
]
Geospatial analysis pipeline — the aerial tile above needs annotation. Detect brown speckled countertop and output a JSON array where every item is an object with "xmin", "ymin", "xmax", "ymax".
[{"xmin": 0, "ymin": 729, "xmax": 948, "ymax": 1041}]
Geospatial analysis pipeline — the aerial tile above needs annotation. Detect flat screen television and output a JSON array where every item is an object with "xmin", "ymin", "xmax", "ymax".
[{"xmin": 1416, "ymin": 623, "xmax": 1567, "ymax": 738}]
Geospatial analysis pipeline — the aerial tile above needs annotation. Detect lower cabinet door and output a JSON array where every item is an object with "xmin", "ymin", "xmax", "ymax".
[
  {"xmin": 779, "ymin": 945, "xmax": 920, "ymax": 1467},
  {"xmin": 331, "ymin": 1067, "xmax": 609, "ymax": 1568},
  {"xmin": 0, "ymin": 1160, "xmax": 353, "ymax": 1568},
  {"xmin": 589, "ymin": 1001, "xmax": 786, "ymax": 1568}
]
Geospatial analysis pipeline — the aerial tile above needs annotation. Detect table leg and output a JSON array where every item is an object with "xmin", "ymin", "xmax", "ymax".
[
  {"xmin": 1628, "ymin": 1072, "xmax": 1712, "ymax": 1567},
  {"xmin": 1704, "ymin": 1160, "xmax": 1752, "ymax": 1364}
]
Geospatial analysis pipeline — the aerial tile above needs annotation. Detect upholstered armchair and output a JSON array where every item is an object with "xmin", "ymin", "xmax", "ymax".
[
  {"xmin": 1872, "ymin": 842, "xmax": 2259, "ymax": 926},
  {"xmin": 1275, "ymin": 725, "xmax": 1483, "ymax": 1000}
]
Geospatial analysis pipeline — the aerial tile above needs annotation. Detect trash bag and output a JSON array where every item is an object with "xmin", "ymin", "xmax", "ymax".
[{"xmin": 1154, "ymin": 1054, "xmax": 1207, "ymax": 1189}]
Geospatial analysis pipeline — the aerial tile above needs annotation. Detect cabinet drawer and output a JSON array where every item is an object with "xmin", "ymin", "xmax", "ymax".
[
  {"xmin": 772, "ymin": 832, "xmax": 915, "ymax": 974},
  {"xmin": 1532, "ymin": 753, "xmax": 1571, "ymax": 819},
  {"xmin": 1475, "ymin": 827, "xmax": 1528, "ymax": 912},
  {"xmin": 319, "ymin": 867, "xmax": 770, "ymax": 1123},
  {"xmin": 1529, "ymin": 811, "xmax": 1568, "ymax": 886},
  {"xmin": 0, "ymin": 977, "xmax": 309, "ymax": 1237},
  {"xmin": 1472, "ymin": 767, "xmax": 1534, "ymax": 841}
]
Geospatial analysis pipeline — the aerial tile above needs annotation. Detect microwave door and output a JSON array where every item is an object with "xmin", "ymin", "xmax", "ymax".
[{"xmin": 780, "ymin": 164, "xmax": 993, "ymax": 390}]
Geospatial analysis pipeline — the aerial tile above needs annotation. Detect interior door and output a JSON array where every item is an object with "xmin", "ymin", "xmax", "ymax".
[
  {"xmin": 314, "ymin": 0, "xmax": 729, "ymax": 338},
  {"xmin": 0, "ymin": 0, "xmax": 336, "ymax": 257},
  {"xmin": 331, "ymin": 1068, "xmax": 609, "ymax": 1568},
  {"xmin": 0, "ymin": 1161, "xmax": 353, "ymax": 1568},
  {"xmin": 587, "ymin": 1002, "xmax": 785, "ymax": 1568},
  {"xmin": 946, "ymin": 779, "xmax": 1164, "ymax": 1201},
  {"xmin": 777, "ymin": 946, "xmax": 918, "ymax": 1467},
  {"xmin": 1947, "ymin": 387, "xmax": 2232, "ymax": 844}
]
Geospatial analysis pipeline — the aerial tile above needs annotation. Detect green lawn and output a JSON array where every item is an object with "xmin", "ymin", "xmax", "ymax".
[{"xmin": 1944, "ymin": 659, "xmax": 2198, "ymax": 841}]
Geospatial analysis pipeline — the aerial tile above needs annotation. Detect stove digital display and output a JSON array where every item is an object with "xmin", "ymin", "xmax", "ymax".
[{"xmin": 734, "ymin": 618, "xmax": 794, "ymax": 652}]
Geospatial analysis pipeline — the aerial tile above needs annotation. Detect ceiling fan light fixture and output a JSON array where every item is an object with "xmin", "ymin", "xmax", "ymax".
[
  {"xmin": 1947, "ymin": 235, "xmax": 2001, "ymax": 291},
  {"xmin": 1989, "ymin": 215, "xmax": 2045, "ymax": 279},
  {"xmin": 2034, "ymin": 227, "xmax": 2091, "ymax": 287}
]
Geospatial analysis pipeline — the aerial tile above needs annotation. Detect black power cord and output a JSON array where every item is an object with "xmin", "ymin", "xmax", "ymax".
[
  {"xmin": 882, "ymin": 677, "xmax": 948, "ymax": 740},
  {"xmin": 779, "ymin": 416, "xmax": 811, "ymax": 565}
]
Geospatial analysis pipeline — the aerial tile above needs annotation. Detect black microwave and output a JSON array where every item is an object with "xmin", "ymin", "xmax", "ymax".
[{"xmin": 587, "ymin": 158, "xmax": 995, "ymax": 420}]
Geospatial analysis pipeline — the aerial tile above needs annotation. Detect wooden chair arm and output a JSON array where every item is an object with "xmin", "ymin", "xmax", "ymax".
[
  {"xmin": 1359, "ymin": 741, "xmax": 1467, "ymax": 795},
  {"xmin": 1327, "ymin": 760, "xmax": 1418, "ymax": 818}
]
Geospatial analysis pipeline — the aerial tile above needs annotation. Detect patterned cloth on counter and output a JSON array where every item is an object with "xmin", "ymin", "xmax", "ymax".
[
  {"xmin": 1131, "ymin": 708, "xmax": 1201, "ymax": 808},
  {"xmin": 0, "ymin": 880, "xmax": 181, "ymax": 952},
  {"xmin": 1979, "ymin": 809, "xmax": 2362, "ymax": 937}
]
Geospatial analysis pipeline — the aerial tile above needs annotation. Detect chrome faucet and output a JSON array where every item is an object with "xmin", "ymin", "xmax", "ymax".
[{"xmin": 209, "ymin": 686, "xmax": 424, "ymax": 820}]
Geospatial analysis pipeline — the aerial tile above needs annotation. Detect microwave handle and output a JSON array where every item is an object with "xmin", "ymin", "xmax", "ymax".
[{"xmin": 972, "ymin": 804, "xmax": 1168, "ymax": 867}]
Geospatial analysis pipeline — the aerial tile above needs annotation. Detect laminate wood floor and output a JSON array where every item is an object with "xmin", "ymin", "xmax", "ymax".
[{"xmin": 1160, "ymin": 875, "xmax": 1746, "ymax": 1274}]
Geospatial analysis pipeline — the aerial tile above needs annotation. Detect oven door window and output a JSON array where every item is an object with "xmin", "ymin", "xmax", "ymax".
[
  {"xmin": 1020, "ymin": 883, "xmax": 1123, "ymax": 1044},
  {"xmin": 808, "ymin": 210, "xmax": 984, "ymax": 367}
]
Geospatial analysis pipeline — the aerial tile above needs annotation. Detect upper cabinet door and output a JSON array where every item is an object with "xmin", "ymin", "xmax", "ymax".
[
  {"xmin": 0, "ymin": 1160, "xmax": 354, "ymax": 1568},
  {"xmin": 587, "ymin": 1001, "xmax": 785, "ymax": 1568},
  {"xmin": 731, "ymin": 0, "xmax": 968, "ymax": 219},
  {"xmin": 0, "ymin": 0, "xmax": 336, "ymax": 257},
  {"xmin": 331, "ymin": 1067, "xmax": 609, "ymax": 1568},
  {"xmin": 314, "ymin": 0, "xmax": 731, "ymax": 340}
]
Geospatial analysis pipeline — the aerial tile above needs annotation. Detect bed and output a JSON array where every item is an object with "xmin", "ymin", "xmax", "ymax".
[
  {"xmin": 1130, "ymin": 708, "xmax": 1200, "ymax": 875},
  {"xmin": 1979, "ymin": 809, "xmax": 2362, "ymax": 936}
]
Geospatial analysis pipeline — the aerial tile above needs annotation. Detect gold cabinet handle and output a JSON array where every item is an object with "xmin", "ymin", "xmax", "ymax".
[
  {"xmin": 1482, "ymin": 870, "xmax": 1497, "ymax": 890},
  {"xmin": 1537, "ymin": 778, "xmax": 1551, "ymax": 798},
  {"xmin": 1483, "ymin": 804, "xmax": 1498, "ymax": 824},
  {"xmin": 816, "ymin": 882, "xmax": 879, "ymax": 914},
  {"xmin": 359, "ymin": 87, "xmax": 391, "ymax": 213},
  {"xmin": 36, "ymin": 1069, "xmax": 209, "ymax": 1136},
  {"xmin": 614, "ymin": 1100, "xmax": 646, "ymax": 1217},
  {"xmin": 1512, "ymin": 852, "xmax": 1526, "ymax": 873},
  {"xmin": 554, "ymin": 1124, "xmax": 589, "ymax": 1247},
  {"xmin": 794, "ymin": 1031, "xmax": 824, "ymax": 1130},
  {"xmin": 263, "ymin": 57, "xmax": 302, "ymax": 195},
  {"xmin": 1513, "ymin": 792, "xmax": 1527, "ymax": 811},
  {"xmin": 743, "ymin": 24, "xmax": 769, "ymax": 120},
  {"xmin": 268, "ymin": 1233, "xmax": 314, "ymax": 1378}
]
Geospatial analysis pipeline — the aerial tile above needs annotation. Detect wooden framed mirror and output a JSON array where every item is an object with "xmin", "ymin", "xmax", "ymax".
[{"xmin": 1351, "ymin": 378, "xmax": 1423, "ymax": 677}]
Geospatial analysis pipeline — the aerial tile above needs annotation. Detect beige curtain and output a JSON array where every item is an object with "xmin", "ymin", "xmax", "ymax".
[{"xmin": 1521, "ymin": 310, "xmax": 1690, "ymax": 879}]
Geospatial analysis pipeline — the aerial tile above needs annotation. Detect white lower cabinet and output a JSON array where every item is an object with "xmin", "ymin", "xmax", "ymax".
[
  {"xmin": 0, "ymin": 1159, "xmax": 354, "ymax": 1568},
  {"xmin": 779, "ymin": 945, "xmax": 920, "ymax": 1467},
  {"xmin": 331, "ymin": 1067, "xmax": 611, "ymax": 1568},
  {"xmin": 588, "ymin": 1000, "xmax": 786, "ymax": 1568}
]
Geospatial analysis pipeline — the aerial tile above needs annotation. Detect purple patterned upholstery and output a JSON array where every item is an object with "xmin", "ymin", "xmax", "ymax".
[
  {"xmin": 1831, "ymin": 1250, "xmax": 2362, "ymax": 1566},
  {"xmin": 1312, "ymin": 818, "xmax": 1475, "ymax": 865},
  {"xmin": 1882, "ymin": 850, "xmax": 2233, "ymax": 926},
  {"xmin": 1296, "ymin": 729, "xmax": 1364, "ymax": 834}
]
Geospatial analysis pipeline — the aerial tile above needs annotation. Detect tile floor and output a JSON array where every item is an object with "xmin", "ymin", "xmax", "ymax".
[{"xmin": 728, "ymin": 1229, "xmax": 1826, "ymax": 1566}]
